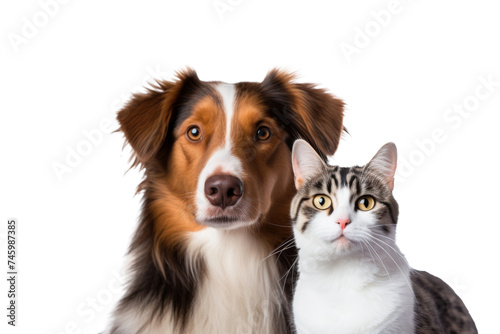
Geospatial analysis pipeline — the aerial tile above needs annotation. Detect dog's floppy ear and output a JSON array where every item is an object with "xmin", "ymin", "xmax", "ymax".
[
  {"xmin": 261, "ymin": 69, "xmax": 345, "ymax": 160},
  {"xmin": 117, "ymin": 69, "xmax": 199, "ymax": 166}
]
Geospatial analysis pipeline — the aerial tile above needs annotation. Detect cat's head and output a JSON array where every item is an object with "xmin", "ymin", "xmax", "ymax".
[{"xmin": 290, "ymin": 139, "xmax": 399, "ymax": 260}]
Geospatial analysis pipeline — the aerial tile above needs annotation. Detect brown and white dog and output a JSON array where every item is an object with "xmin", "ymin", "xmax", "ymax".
[{"xmin": 108, "ymin": 69, "xmax": 344, "ymax": 333}]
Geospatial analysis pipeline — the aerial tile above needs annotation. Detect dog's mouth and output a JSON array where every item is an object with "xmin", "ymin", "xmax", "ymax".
[
  {"xmin": 196, "ymin": 213, "xmax": 261, "ymax": 229},
  {"xmin": 205, "ymin": 216, "xmax": 240, "ymax": 224}
]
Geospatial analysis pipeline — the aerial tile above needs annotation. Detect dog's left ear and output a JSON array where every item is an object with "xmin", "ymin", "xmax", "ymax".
[
  {"xmin": 261, "ymin": 69, "xmax": 345, "ymax": 160},
  {"xmin": 117, "ymin": 69, "xmax": 200, "ymax": 166}
]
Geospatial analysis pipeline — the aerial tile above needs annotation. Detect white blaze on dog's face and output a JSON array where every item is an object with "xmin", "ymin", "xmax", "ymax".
[{"xmin": 194, "ymin": 84, "xmax": 248, "ymax": 228}]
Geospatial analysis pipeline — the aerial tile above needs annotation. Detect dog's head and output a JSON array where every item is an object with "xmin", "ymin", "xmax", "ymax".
[{"xmin": 118, "ymin": 69, "xmax": 344, "ymax": 231}]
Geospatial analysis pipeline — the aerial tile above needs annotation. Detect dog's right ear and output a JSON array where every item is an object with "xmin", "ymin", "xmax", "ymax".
[
  {"xmin": 117, "ymin": 69, "xmax": 199, "ymax": 166},
  {"xmin": 261, "ymin": 69, "xmax": 345, "ymax": 161}
]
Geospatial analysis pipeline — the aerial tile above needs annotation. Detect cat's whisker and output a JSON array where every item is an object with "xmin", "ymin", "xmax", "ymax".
[
  {"xmin": 370, "ymin": 232, "xmax": 394, "ymax": 242},
  {"xmin": 359, "ymin": 240, "xmax": 365, "ymax": 257},
  {"xmin": 367, "ymin": 238, "xmax": 416, "ymax": 298},
  {"xmin": 359, "ymin": 239, "xmax": 378, "ymax": 266},
  {"xmin": 260, "ymin": 237, "xmax": 295, "ymax": 264},
  {"xmin": 265, "ymin": 222, "xmax": 294, "ymax": 228},
  {"xmin": 365, "ymin": 225, "xmax": 398, "ymax": 229},
  {"xmin": 268, "ymin": 237, "xmax": 295, "ymax": 254},
  {"xmin": 366, "ymin": 223, "xmax": 397, "ymax": 226},
  {"xmin": 361, "ymin": 238, "xmax": 392, "ymax": 281},
  {"xmin": 362, "ymin": 233, "xmax": 408, "ymax": 263},
  {"xmin": 279, "ymin": 257, "xmax": 298, "ymax": 295},
  {"xmin": 272, "ymin": 243, "xmax": 296, "ymax": 265}
]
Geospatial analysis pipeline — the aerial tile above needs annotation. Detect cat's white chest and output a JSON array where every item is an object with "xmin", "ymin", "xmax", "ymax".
[{"xmin": 293, "ymin": 259, "xmax": 415, "ymax": 334}]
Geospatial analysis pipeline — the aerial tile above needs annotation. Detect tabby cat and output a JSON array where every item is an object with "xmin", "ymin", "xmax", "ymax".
[{"xmin": 290, "ymin": 139, "xmax": 477, "ymax": 334}]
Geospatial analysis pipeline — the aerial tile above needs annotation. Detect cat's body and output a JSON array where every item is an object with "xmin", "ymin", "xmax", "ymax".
[
  {"xmin": 290, "ymin": 140, "xmax": 477, "ymax": 334},
  {"xmin": 293, "ymin": 247, "xmax": 414, "ymax": 333}
]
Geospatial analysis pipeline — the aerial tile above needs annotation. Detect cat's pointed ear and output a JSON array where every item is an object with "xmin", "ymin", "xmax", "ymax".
[
  {"xmin": 365, "ymin": 143, "xmax": 397, "ymax": 191},
  {"xmin": 292, "ymin": 139, "xmax": 327, "ymax": 189}
]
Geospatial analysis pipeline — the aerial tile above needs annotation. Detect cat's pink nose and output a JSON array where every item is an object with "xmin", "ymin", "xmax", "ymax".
[{"xmin": 337, "ymin": 218, "xmax": 351, "ymax": 230}]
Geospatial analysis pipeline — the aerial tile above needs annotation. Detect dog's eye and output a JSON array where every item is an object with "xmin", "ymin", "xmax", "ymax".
[
  {"xmin": 256, "ymin": 126, "xmax": 271, "ymax": 141},
  {"xmin": 187, "ymin": 126, "xmax": 202, "ymax": 141}
]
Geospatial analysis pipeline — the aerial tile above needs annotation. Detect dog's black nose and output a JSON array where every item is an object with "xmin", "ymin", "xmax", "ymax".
[{"xmin": 204, "ymin": 175, "xmax": 243, "ymax": 209}]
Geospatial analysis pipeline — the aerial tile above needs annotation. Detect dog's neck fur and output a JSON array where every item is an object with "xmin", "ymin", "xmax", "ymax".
[{"xmin": 186, "ymin": 228, "xmax": 286, "ymax": 333}]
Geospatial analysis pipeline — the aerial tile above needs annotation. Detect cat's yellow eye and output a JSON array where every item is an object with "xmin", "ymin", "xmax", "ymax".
[
  {"xmin": 187, "ymin": 126, "xmax": 202, "ymax": 141},
  {"xmin": 357, "ymin": 196, "xmax": 376, "ymax": 211},
  {"xmin": 313, "ymin": 195, "xmax": 332, "ymax": 211}
]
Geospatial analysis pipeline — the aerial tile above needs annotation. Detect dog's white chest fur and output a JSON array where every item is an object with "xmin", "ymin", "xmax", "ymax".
[
  {"xmin": 108, "ymin": 228, "xmax": 284, "ymax": 334},
  {"xmin": 186, "ymin": 228, "xmax": 282, "ymax": 334},
  {"xmin": 293, "ymin": 256, "xmax": 415, "ymax": 334}
]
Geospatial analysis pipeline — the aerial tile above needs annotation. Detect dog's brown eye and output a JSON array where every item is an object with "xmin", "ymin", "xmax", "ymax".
[
  {"xmin": 187, "ymin": 126, "xmax": 202, "ymax": 141},
  {"xmin": 256, "ymin": 126, "xmax": 271, "ymax": 141}
]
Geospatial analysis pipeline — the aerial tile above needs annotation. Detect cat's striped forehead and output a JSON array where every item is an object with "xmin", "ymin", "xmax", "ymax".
[{"xmin": 303, "ymin": 165, "xmax": 366, "ymax": 196}]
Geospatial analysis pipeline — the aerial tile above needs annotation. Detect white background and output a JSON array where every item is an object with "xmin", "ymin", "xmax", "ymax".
[{"xmin": 1, "ymin": 0, "xmax": 499, "ymax": 333}]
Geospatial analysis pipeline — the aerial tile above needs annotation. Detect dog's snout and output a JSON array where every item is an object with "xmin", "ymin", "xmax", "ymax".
[{"xmin": 204, "ymin": 175, "xmax": 243, "ymax": 209}]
